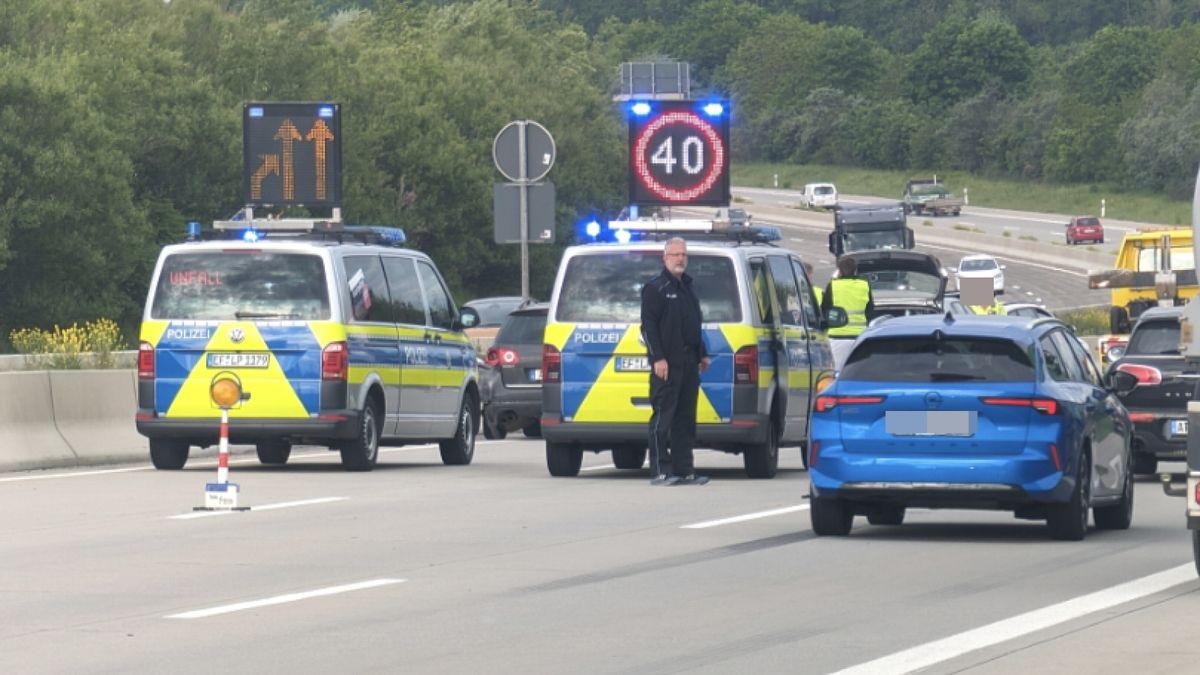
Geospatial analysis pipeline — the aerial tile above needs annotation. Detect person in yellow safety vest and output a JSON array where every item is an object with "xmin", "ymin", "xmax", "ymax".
[
  {"xmin": 970, "ymin": 298, "xmax": 1007, "ymax": 315},
  {"xmin": 821, "ymin": 256, "xmax": 876, "ymax": 367}
]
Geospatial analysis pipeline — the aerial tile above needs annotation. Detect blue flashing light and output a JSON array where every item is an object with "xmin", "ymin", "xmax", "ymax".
[
  {"xmin": 242, "ymin": 228, "xmax": 260, "ymax": 243},
  {"xmin": 614, "ymin": 228, "xmax": 632, "ymax": 244},
  {"xmin": 629, "ymin": 205, "xmax": 639, "ymax": 219},
  {"xmin": 702, "ymin": 102, "xmax": 725, "ymax": 117},
  {"xmin": 318, "ymin": 105, "xmax": 335, "ymax": 118},
  {"xmin": 248, "ymin": 106, "xmax": 263, "ymax": 118},
  {"xmin": 368, "ymin": 226, "xmax": 406, "ymax": 244},
  {"xmin": 186, "ymin": 221, "xmax": 201, "ymax": 240},
  {"xmin": 585, "ymin": 220, "xmax": 601, "ymax": 238},
  {"xmin": 631, "ymin": 102, "xmax": 652, "ymax": 116}
]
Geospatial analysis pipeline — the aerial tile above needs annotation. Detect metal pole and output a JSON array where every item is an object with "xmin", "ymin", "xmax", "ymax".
[{"xmin": 518, "ymin": 122, "xmax": 530, "ymax": 302}]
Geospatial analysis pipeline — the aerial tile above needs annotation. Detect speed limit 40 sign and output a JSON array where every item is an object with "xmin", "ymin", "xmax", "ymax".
[{"xmin": 628, "ymin": 100, "xmax": 730, "ymax": 207}]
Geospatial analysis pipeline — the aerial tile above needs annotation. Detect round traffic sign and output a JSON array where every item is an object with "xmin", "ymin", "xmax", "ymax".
[
  {"xmin": 493, "ymin": 121, "xmax": 555, "ymax": 182},
  {"xmin": 628, "ymin": 102, "xmax": 730, "ymax": 206}
]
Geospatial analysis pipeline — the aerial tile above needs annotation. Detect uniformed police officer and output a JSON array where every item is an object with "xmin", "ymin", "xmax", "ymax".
[
  {"xmin": 821, "ymin": 256, "xmax": 876, "ymax": 368},
  {"xmin": 641, "ymin": 237, "xmax": 712, "ymax": 486},
  {"xmin": 971, "ymin": 297, "xmax": 1007, "ymax": 315}
]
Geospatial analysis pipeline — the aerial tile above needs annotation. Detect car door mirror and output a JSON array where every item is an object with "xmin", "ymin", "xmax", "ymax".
[
  {"xmin": 825, "ymin": 306, "xmax": 848, "ymax": 329},
  {"xmin": 457, "ymin": 306, "xmax": 481, "ymax": 330},
  {"xmin": 1106, "ymin": 369, "xmax": 1138, "ymax": 395}
]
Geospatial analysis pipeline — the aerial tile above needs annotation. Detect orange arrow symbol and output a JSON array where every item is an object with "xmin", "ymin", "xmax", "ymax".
[
  {"xmin": 275, "ymin": 119, "xmax": 302, "ymax": 201},
  {"xmin": 306, "ymin": 120, "xmax": 335, "ymax": 201},
  {"xmin": 249, "ymin": 154, "xmax": 279, "ymax": 201}
]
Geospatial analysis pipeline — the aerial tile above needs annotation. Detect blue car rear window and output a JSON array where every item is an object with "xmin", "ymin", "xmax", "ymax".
[{"xmin": 841, "ymin": 336, "xmax": 1035, "ymax": 382}]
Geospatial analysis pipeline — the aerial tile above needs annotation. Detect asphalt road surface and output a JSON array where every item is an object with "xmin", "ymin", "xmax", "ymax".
[{"xmin": 2, "ymin": 438, "xmax": 1197, "ymax": 674}]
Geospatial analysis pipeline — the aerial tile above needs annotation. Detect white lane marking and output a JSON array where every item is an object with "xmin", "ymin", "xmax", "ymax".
[
  {"xmin": 829, "ymin": 563, "xmax": 1196, "ymax": 675},
  {"xmin": 0, "ymin": 466, "xmax": 149, "ymax": 483},
  {"xmin": 682, "ymin": 504, "xmax": 810, "ymax": 529},
  {"xmin": 919, "ymin": 241, "xmax": 1087, "ymax": 277},
  {"xmin": 581, "ymin": 463, "xmax": 618, "ymax": 472},
  {"xmin": 0, "ymin": 444, "xmax": 452, "ymax": 483},
  {"xmin": 165, "ymin": 578, "xmax": 406, "ymax": 619},
  {"xmin": 789, "ymin": 238, "xmax": 805, "ymax": 243},
  {"xmin": 169, "ymin": 496, "xmax": 348, "ymax": 520}
]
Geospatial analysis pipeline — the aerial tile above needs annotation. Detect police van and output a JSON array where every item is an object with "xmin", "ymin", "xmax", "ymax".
[
  {"xmin": 540, "ymin": 220, "xmax": 845, "ymax": 478},
  {"xmin": 135, "ymin": 219, "xmax": 482, "ymax": 472}
]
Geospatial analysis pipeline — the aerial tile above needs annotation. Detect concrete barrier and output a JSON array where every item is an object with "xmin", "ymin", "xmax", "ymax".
[
  {"xmin": 48, "ymin": 369, "xmax": 147, "ymax": 467},
  {"xmin": 0, "ymin": 371, "xmax": 81, "ymax": 472}
]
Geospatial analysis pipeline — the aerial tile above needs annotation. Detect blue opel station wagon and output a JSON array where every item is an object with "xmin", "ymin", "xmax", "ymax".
[{"xmin": 808, "ymin": 314, "xmax": 1136, "ymax": 540}]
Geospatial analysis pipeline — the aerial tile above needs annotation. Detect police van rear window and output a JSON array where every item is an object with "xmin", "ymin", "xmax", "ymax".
[
  {"xmin": 556, "ymin": 252, "xmax": 740, "ymax": 323},
  {"xmin": 840, "ymin": 336, "xmax": 1035, "ymax": 382},
  {"xmin": 151, "ymin": 252, "xmax": 330, "ymax": 320}
]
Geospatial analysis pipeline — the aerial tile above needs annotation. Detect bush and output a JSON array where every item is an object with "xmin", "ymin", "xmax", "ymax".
[
  {"xmin": 1054, "ymin": 306, "xmax": 1109, "ymax": 335},
  {"xmin": 9, "ymin": 319, "xmax": 125, "ymax": 369}
]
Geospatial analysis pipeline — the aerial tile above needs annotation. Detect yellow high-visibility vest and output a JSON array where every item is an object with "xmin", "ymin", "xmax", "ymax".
[{"xmin": 827, "ymin": 278, "xmax": 870, "ymax": 337}]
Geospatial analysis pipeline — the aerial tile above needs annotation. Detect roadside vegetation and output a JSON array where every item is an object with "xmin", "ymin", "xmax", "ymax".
[{"xmin": 8, "ymin": 319, "xmax": 126, "ymax": 370}]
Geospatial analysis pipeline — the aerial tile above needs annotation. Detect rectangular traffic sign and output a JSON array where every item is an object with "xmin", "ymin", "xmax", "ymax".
[
  {"xmin": 243, "ymin": 102, "xmax": 342, "ymax": 208},
  {"xmin": 493, "ymin": 182, "xmax": 556, "ymax": 244}
]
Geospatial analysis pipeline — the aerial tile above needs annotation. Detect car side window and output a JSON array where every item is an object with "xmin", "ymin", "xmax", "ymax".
[
  {"xmin": 342, "ymin": 255, "xmax": 394, "ymax": 323},
  {"xmin": 381, "ymin": 256, "xmax": 427, "ymax": 326},
  {"xmin": 417, "ymin": 261, "xmax": 455, "ymax": 330},
  {"xmin": 790, "ymin": 258, "xmax": 820, "ymax": 327},
  {"xmin": 1039, "ymin": 334, "xmax": 1071, "ymax": 382},
  {"xmin": 1065, "ymin": 333, "xmax": 1104, "ymax": 387},
  {"xmin": 749, "ymin": 260, "xmax": 775, "ymax": 324},
  {"xmin": 767, "ymin": 256, "xmax": 803, "ymax": 326},
  {"xmin": 1049, "ymin": 330, "xmax": 1086, "ymax": 382}
]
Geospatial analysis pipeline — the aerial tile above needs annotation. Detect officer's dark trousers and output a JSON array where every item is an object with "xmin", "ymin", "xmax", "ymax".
[{"xmin": 648, "ymin": 354, "xmax": 699, "ymax": 478}]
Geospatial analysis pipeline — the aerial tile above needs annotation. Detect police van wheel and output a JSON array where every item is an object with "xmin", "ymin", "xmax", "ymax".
[
  {"xmin": 612, "ymin": 445, "xmax": 647, "ymax": 469},
  {"xmin": 149, "ymin": 439, "xmax": 189, "ymax": 470},
  {"xmin": 546, "ymin": 441, "xmax": 582, "ymax": 477},
  {"xmin": 743, "ymin": 421, "xmax": 779, "ymax": 479},
  {"xmin": 340, "ymin": 400, "xmax": 380, "ymax": 472},
  {"xmin": 439, "ymin": 396, "xmax": 477, "ymax": 466},
  {"xmin": 256, "ymin": 440, "xmax": 292, "ymax": 465}
]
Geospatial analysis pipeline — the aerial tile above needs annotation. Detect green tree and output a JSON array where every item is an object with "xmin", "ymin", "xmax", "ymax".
[{"xmin": 906, "ymin": 14, "xmax": 1032, "ymax": 105}]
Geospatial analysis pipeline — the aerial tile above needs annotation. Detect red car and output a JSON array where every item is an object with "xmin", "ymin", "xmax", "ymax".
[{"xmin": 1065, "ymin": 215, "xmax": 1104, "ymax": 245}]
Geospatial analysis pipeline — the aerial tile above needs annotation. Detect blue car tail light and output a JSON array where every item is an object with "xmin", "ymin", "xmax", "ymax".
[
  {"xmin": 814, "ymin": 395, "xmax": 886, "ymax": 413},
  {"xmin": 980, "ymin": 397, "xmax": 1060, "ymax": 416}
]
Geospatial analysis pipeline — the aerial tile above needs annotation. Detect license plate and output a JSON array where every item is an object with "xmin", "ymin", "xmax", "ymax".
[
  {"xmin": 528, "ymin": 368, "xmax": 542, "ymax": 382},
  {"xmin": 615, "ymin": 356, "xmax": 650, "ymax": 372},
  {"xmin": 207, "ymin": 352, "xmax": 270, "ymax": 369},
  {"xmin": 1171, "ymin": 419, "xmax": 1188, "ymax": 436},
  {"xmin": 886, "ymin": 410, "xmax": 977, "ymax": 436}
]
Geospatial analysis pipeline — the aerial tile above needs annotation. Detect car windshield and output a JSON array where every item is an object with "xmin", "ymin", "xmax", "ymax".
[
  {"xmin": 1136, "ymin": 246, "xmax": 1195, "ymax": 272},
  {"xmin": 959, "ymin": 258, "xmax": 997, "ymax": 272},
  {"xmin": 1127, "ymin": 320, "xmax": 1181, "ymax": 356},
  {"xmin": 151, "ymin": 252, "xmax": 330, "ymax": 320},
  {"xmin": 495, "ymin": 312, "xmax": 547, "ymax": 345},
  {"xmin": 555, "ymin": 252, "xmax": 741, "ymax": 323},
  {"xmin": 468, "ymin": 298, "xmax": 525, "ymax": 326},
  {"xmin": 841, "ymin": 336, "xmax": 1035, "ymax": 382}
]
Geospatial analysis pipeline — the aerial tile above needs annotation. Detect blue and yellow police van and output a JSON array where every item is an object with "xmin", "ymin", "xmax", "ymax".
[
  {"xmin": 539, "ymin": 220, "xmax": 843, "ymax": 478},
  {"xmin": 135, "ymin": 218, "xmax": 481, "ymax": 471}
]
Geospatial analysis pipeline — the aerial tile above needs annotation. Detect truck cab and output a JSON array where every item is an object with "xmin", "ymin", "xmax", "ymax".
[{"xmin": 828, "ymin": 205, "xmax": 914, "ymax": 257}]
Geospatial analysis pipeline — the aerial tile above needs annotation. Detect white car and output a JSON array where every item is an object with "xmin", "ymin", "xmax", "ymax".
[
  {"xmin": 800, "ymin": 182, "xmax": 838, "ymax": 209},
  {"xmin": 956, "ymin": 254, "xmax": 1005, "ymax": 295}
]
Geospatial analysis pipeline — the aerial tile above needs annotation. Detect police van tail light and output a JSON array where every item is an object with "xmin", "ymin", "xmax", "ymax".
[
  {"xmin": 542, "ymin": 344, "xmax": 561, "ymax": 383},
  {"xmin": 734, "ymin": 345, "xmax": 758, "ymax": 384},
  {"xmin": 137, "ymin": 342, "xmax": 155, "ymax": 379},
  {"xmin": 322, "ymin": 341, "xmax": 348, "ymax": 381}
]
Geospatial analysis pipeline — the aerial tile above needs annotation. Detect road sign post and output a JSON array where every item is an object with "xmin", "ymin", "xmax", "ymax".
[{"xmin": 493, "ymin": 121, "xmax": 556, "ymax": 301}]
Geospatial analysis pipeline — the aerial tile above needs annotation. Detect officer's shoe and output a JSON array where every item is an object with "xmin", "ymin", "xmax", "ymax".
[
  {"xmin": 650, "ymin": 474, "xmax": 680, "ymax": 486},
  {"xmin": 676, "ymin": 474, "xmax": 710, "ymax": 486}
]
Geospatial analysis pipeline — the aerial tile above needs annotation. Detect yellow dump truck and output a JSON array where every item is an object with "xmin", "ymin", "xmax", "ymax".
[{"xmin": 1088, "ymin": 227, "xmax": 1198, "ymax": 338}]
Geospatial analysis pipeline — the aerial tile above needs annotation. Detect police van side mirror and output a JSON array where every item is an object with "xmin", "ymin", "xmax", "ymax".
[
  {"xmin": 824, "ymin": 307, "xmax": 849, "ymax": 329},
  {"xmin": 457, "ymin": 307, "xmax": 481, "ymax": 330}
]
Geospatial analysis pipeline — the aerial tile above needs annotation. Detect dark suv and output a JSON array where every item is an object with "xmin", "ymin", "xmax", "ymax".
[
  {"xmin": 481, "ymin": 303, "xmax": 549, "ymax": 439},
  {"xmin": 1110, "ymin": 307, "xmax": 1192, "ymax": 474}
]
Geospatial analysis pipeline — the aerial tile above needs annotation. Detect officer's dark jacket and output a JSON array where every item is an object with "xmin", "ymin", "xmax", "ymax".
[{"xmin": 641, "ymin": 268, "xmax": 708, "ymax": 365}]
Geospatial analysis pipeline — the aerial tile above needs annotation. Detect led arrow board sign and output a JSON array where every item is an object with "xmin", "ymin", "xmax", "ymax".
[
  {"xmin": 628, "ymin": 100, "xmax": 730, "ymax": 207},
  {"xmin": 243, "ymin": 102, "xmax": 342, "ymax": 208}
]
